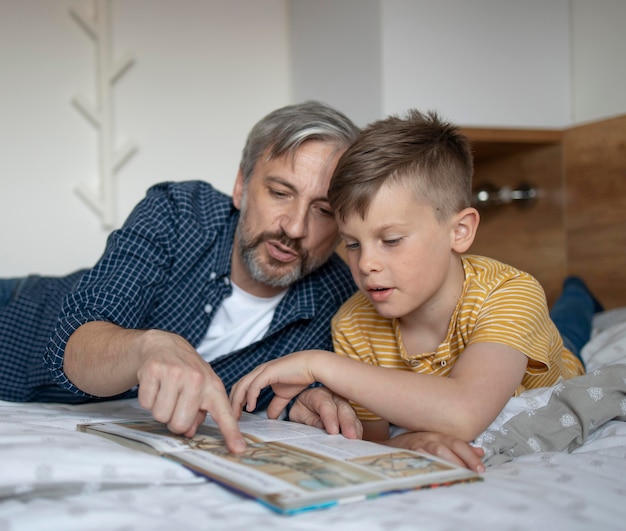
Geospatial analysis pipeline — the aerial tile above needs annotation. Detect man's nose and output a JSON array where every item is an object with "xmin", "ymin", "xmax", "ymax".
[{"xmin": 279, "ymin": 204, "xmax": 308, "ymax": 240}]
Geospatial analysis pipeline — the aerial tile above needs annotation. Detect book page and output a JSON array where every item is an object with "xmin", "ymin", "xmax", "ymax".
[{"xmin": 81, "ymin": 421, "xmax": 199, "ymax": 453}]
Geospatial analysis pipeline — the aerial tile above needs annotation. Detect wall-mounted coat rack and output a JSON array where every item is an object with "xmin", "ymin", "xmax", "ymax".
[{"xmin": 70, "ymin": 0, "xmax": 137, "ymax": 229}]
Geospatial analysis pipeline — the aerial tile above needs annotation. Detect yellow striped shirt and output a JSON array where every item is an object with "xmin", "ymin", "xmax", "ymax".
[{"xmin": 331, "ymin": 254, "xmax": 585, "ymax": 421}]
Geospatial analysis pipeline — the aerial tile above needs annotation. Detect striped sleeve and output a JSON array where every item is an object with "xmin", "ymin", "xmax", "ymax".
[{"xmin": 462, "ymin": 256, "xmax": 584, "ymax": 391}]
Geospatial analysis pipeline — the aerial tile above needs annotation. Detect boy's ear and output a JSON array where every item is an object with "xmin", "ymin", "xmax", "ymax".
[
  {"xmin": 232, "ymin": 167, "xmax": 245, "ymax": 210},
  {"xmin": 451, "ymin": 207, "xmax": 480, "ymax": 253}
]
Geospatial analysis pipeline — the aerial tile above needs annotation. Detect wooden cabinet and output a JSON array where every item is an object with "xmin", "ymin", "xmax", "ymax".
[
  {"xmin": 465, "ymin": 115, "xmax": 626, "ymax": 309},
  {"xmin": 463, "ymin": 126, "xmax": 566, "ymax": 306}
]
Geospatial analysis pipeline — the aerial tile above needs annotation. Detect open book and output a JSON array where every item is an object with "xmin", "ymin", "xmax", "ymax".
[{"xmin": 78, "ymin": 413, "xmax": 481, "ymax": 515}]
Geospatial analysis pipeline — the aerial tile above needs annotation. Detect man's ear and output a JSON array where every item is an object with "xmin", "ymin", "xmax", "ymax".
[
  {"xmin": 232, "ymin": 167, "xmax": 245, "ymax": 210},
  {"xmin": 451, "ymin": 207, "xmax": 480, "ymax": 253}
]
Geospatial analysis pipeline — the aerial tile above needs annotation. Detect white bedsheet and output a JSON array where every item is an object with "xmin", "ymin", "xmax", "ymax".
[{"xmin": 1, "ymin": 312, "xmax": 626, "ymax": 531}]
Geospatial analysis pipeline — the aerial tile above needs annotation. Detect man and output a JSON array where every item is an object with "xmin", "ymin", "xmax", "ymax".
[{"xmin": 0, "ymin": 101, "xmax": 359, "ymax": 453}]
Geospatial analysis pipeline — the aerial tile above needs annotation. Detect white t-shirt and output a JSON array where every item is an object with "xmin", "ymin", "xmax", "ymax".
[{"xmin": 196, "ymin": 281, "xmax": 287, "ymax": 363}]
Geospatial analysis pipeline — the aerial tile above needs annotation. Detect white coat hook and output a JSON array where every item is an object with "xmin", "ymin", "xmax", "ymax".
[
  {"xmin": 472, "ymin": 182, "xmax": 538, "ymax": 209},
  {"xmin": 70, "ymin": 0, "xmax": 138, "ymax": 229}
]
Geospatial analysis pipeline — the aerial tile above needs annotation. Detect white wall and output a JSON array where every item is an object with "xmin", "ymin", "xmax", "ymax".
[
  {"xmin": 289, "ymin": 0, "xmax": 383, "ymax": 128},
  {"xmin": 290, "ymin": 0, "xmax": 626, "ymax": 127},
  {"xmin": 380, "ymin": 0, "xmax": 572, "ymax": 127},
  {"xmin": 2, "ymin": 0, "xmax": 626, "ymax": 277},
  {"xmin": 0, "ymin": 0, "xmax": 291, "ymax": 276},
  {"xmin": 570, "ymin": 0, "xmax": 626, "ymax": 123}
]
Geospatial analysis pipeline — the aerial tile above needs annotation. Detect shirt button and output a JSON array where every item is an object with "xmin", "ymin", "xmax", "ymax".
[
  {"xmin": 209, "ymin": 272, "xmax": 217, "ymax": 280},
  {"xmin": 223, "ymin": 277, "xmax": 230, "ymax": 286},
  {"xmin": 204, "ymin": 303, "xmax": 213, "ymax": 314},
  {"xmin": 410, "ymin": 360, "xmax": 420, "ymax": 367},
  {"xmin": 440, "ymin": 360, "xmax": 447, "ymax": 367}
]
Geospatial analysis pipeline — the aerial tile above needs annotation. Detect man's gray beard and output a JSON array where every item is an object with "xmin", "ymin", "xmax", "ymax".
[
  {"xmin": 236, "ymin": 222, "xmax": 332, "ymax": 288},
  {"xmin": 239, "ymin": 241, "xmax": 304, "ymax": 288},
  {"xmin": 235, "ymin": 191, "xmax": 333, "ymax": 288}
]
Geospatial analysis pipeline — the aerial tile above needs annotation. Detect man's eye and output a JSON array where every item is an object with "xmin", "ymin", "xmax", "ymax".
[
  {"xmin": 383, "ymin": 238, "xmax": 402, "ymax": 245},
  {"xmin": 344, "ymin": 242, "xmax": 359, "ymax": 250},
  {"xmin": 270, "ymin": 188, "xmax": 289, "ymax": 198}
]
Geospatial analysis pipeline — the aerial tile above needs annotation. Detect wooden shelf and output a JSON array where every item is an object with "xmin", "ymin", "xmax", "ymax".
[{"xmin": 461, "ymin": 127, "xmax": 562, "ymax": 162}]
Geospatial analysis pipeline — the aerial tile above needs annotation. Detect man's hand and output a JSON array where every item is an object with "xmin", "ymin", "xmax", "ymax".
[
  {"xmin": 136, "ymin": 330, "xmax": 246, "ymax": 453},
  {"xmin": 64, "ymin": 323, "xmax": 246, "ymax": 454},
  {"xmin": 289, "ymin": 387, "xmax": 363, "ymax": 440},
  {"xmin": 385, "ymin": 431, "xmax": 485, "ymax": 473}
]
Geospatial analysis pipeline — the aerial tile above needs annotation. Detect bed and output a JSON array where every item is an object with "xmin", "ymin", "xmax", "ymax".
[
  {"xmin": 1, "ymin": 114, "xmax": 625, "ymax": 530},
  {"xmin": 1, "ymin": 308, "xmax": 625, "ymax": 530}
]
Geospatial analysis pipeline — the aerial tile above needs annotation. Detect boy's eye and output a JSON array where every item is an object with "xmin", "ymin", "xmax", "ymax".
[
  {"xmin": 383, "ymin": 237, "xmax": 402, "ymax": 246},
  {"xmin": 344, "ymin": 241, "xmax": 359, "ymax": 250}
]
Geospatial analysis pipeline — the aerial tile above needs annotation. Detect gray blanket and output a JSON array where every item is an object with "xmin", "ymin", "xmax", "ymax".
[{"xmin": 481, "ymin": 364, "xmax": 626, "ymax": 467}]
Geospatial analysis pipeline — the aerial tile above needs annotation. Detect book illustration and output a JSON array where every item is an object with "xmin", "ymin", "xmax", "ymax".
[
  {"xmin": 105, "ymin": 420, "xmax": 437, "ymax": 490},
  {"xmin": 351, "ymin": 451, "xmax": 452, "ymax": 478}
]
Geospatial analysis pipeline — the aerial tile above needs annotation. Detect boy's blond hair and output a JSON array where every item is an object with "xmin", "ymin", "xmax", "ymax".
[{"xmin": 328, "ymin": 109, "xmax": 473, "ymax": 223}]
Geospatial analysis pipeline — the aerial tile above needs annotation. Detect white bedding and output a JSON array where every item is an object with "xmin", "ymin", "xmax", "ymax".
[{"xmin": 1, "ymin": 312, "xmax": 626, "ymax": 531}]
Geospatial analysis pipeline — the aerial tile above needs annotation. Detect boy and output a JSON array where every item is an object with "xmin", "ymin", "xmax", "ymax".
[{"xmin": 230, "ymin": 109, "xmax": 586, "ymax": 456}]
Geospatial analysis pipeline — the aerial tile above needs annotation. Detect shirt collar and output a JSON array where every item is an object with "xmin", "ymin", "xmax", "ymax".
[{"xmin": 212, "ymin": 205, "xmax": 239, "ymax": 279}]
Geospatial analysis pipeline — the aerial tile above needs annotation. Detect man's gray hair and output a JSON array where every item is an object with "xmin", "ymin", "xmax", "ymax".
[{"xmin": 239, "ymin": 101, "xmax": 359, "ymax": 182}]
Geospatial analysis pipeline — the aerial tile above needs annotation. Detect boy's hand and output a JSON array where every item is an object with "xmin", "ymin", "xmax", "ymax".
[
  {"xmin": 385, "ymin": 431, "xmax": 485, "ymax": 473},
  {"xmin": 230, "ymin": 350, "xmax": 329, "ymax": 418}
]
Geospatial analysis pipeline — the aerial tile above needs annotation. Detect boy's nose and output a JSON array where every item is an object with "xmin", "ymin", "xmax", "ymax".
[{"xmin": 358, "ymin": 247, "xmax": 382, "ymax": 274}]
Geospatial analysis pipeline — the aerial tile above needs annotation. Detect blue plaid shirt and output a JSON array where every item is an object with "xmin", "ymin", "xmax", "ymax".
[{"xmin": 1, "ymin": 181, "xmax": 356, "ymax": 405}]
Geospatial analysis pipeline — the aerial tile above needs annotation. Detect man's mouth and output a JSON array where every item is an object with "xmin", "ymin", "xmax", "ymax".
[{"xmin": 266, "ymin": 240, "xmax": 300, "ymax": 263}]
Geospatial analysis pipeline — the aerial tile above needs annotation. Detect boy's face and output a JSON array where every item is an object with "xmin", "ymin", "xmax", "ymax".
[
  {"xmin": 231, "ymin": 140, "xmax": 343, "ymax": 297},
  {"xmin": 337, "ymin": 181, "xmax": 464, "ymax": 323}
]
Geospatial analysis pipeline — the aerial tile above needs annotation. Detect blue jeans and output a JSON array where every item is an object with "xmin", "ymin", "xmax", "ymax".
[
  {"xmin": 550, "ymin": 276, "xmax": 603, "ymax": 364},
  {"xmin": 0, "ymin": 278, "xmax": 22, "ymax": 307},
  {"xmin": 0, "ymin": 277, "xmax": 32, "ymax": 308}
]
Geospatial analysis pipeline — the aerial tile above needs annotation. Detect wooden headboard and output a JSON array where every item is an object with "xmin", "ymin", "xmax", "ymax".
[{"xmin": 466, "ymin": 113, "xmax": 626, "ymax": 309}]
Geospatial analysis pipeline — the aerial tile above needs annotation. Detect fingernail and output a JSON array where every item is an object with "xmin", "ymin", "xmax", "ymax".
[{"xmin": 232, "ymin": 438, "xmax": 246, "ymax": 453}]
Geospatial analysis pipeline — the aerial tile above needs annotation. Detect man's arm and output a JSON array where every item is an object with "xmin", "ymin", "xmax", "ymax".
[{"xmin": 64, "ymin": 321, "xmax": 246, "ymax": 453}]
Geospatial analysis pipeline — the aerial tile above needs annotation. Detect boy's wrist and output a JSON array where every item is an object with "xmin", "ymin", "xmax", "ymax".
[{"xmin": 309, "ymin": 350, "xmax": 335, "ymax": 385}]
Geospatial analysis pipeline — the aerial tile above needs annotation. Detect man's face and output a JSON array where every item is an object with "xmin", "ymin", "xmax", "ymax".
[{"xmin": 231, "ymin": 140, "xmax": 344, "ymax": 297}]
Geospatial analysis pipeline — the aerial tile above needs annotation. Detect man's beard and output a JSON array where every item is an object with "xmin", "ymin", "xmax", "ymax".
[
  {"xmin": 236, "ymin": 201, "xmax": 331, "ymax": 288},
  {"xmin": 237, "ymin": 229, "xmax": 307, "ymax": 288}
]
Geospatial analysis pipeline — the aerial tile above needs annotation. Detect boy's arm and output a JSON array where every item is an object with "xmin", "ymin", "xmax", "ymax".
[{"xmin": 231, "ymin": 343, "xmax": 527, "ymax": 442}]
